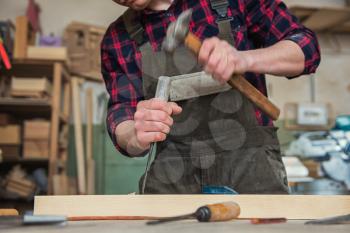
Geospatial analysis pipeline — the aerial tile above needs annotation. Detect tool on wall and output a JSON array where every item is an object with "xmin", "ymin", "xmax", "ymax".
[
  {"xmin": 147, "ymin": 201, "xmax": 240, "ymax": 225},
  {"xmin": 141, "ymin": 76, "xmax": 172, "ymax": 194},
  {"xmin": 0, "ymin": 36, "xmax": 11, "ymax": 70},
  {"xmin": 162, "ymin": 9, "xmax": 280, "ymax": 121}
]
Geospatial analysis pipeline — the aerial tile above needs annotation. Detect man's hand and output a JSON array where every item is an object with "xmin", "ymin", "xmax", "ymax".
[
  {"xmin": 198, "ymin": 37, "xmax": 250, "ymax": 84},
  {"xmin": 133, "ymin": 98, "xmax": 182, "ymax": 150}
]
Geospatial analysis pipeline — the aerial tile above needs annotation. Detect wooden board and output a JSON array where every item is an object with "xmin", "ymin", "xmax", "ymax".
[
  {"xmin": 72, "ymin": 78, "xmax": 86, "ymax": 194},
  {"xmin": 34, "ymin": 195, "xmax": 350, "ymax": 220},
  {"xmin": 27, "ymin": 46, "xmax": 68, "ymax": 61},
  {"xmin": 14, "ymin": 16, "xmax": 28, "ymax": 59},
  {"xmin": 86, "ymin": 88, "xmax": 95, "ymax": 195}
]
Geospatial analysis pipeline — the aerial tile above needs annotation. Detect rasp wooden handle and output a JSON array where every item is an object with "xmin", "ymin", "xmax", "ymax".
[{"xmin": 184, "ymin": 32, "xmax": 280, "ymax": 120}]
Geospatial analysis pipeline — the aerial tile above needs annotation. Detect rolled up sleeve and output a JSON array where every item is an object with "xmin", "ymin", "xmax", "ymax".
[
  {"xmin": 101, "ymin": 24, "xmax": 142, "ymax": 155},
  {"xmin": 246, "ymin": 0, "xmax": 321, "ymax": 77}
]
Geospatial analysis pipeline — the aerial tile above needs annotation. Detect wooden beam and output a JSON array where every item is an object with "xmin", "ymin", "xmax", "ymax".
[
  {"xmin": 71, "ymin": 78, "xmax": 86, "ymax": 194},
  {"xmin": 49, "ymin": 63, "xmax": 62, "ymax": 195},
  {"xmin": 86, "ymin": 88, "xmax": 95, "ymax": 195},
  {"xmin": 34, "ymin": 195, "xmax": 350, "ymax": 220}
]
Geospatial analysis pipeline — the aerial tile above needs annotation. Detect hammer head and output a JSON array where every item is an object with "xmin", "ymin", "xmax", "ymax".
[{"xmin": 162, "ymin": 9, "xmax": 193, "ymax": 53}]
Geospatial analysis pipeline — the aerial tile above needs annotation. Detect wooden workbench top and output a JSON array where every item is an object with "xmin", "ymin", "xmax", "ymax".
[{"xmin": 3, "ymin": 220, "xmax": 350, "ymax": 233}]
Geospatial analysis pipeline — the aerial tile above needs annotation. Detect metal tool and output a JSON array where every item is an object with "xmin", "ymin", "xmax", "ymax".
[
  {"xmin": 0, "ymin": 215, "xmax": 67, "ymax": 227},
  {"xmin": 305, "ymin": 214, "xmax": 350, "ymax": 225},
  {"xmin": 141, "ymin": 76, "xmax": 172, "ymax": 194},
  {"xmin": 147, "ymin": 201, "xmax": 240, "ymax": 225},
  {"xmin": 162, "ymin": 9, "xmax": 280, "ymax": 120}
]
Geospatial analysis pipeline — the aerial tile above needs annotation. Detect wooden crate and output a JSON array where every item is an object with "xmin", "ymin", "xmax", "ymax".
[
  {"xmin": 64, "ymin": 22, "xmax": 105, "ymax": 75},
  {"xmin": 24, "ymin": 120, "xmax": 50, "ymax": 140},
  {"xmin": 23, "ymin": 140, "xmax": 49, "ymax": 159}
]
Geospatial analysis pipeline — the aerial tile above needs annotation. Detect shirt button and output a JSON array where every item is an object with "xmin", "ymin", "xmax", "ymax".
[{"xmin": 166, "ymin": 12, "xmax": 173, "ymax": 17}]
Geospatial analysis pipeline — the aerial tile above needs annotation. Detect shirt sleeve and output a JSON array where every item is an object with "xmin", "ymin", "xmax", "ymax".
[
  {"xmin": 245, "ymin": 0, "xmax": 321, "ymax": 77},
  {"xmin": 101, "ymin": 24, "xmax": 142, "ymax": 155}
]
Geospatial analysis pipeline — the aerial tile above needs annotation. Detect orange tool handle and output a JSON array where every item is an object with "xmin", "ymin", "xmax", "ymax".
[
  {"xmin": 207, "ymin": 202, "xmax": 241, "ymax": 222},
  {"xmin": 184, "ymin": 32, "xmax": 280, "ymax": 120}
]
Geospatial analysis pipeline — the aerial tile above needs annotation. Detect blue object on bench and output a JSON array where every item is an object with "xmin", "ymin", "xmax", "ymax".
[{"xmin": 202, "ymin": 186, "xmax": 238, "ymax": 194}]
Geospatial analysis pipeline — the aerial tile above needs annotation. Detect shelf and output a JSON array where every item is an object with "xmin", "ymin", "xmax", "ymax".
[
  {"xmin": 0, "ymin": 97, "xmax": 51, "ymax": 116},
  {"xmin": 0, "ymin": 158, "xmax": 49, "ymax": 164},
  {"xmin": 2, "ymin": 59, "xmax": 69, "ymax": 81}
]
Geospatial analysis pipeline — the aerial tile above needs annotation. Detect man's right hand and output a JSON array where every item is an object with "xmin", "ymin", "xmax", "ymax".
[{"xmin": 134, "ymin": 98, "xmax": 182, "ymax": 150}]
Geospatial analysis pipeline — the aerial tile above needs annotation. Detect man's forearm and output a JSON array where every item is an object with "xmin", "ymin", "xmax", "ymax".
[
  {"xmin": 115, "ymin": 120, "xmax": 149, "ymax": 157},
  {"xmin": 241, "ymin": 40, "xmax": 305, "ymax": 77}
]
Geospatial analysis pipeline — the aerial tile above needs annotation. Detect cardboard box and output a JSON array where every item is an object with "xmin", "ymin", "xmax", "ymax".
[
  {"xmin": 0, "ymin": 125, "xmax": 21, "ymax": 144},
  {"xmin": 11, "ymin": 77, "xmax": 52, "ymax": 98},
  {"xmin": 23, "ymin": 140, "xmax": 49, "ymax": 158},
  {"xmin": 24, "ymin": 120, "xmax": 50, "ymax": 140}
]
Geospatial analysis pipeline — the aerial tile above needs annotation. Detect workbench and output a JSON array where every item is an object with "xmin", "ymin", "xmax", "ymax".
[{"xmin": 3, "ymin": 220, "xmax": 350, "ymax": 233}]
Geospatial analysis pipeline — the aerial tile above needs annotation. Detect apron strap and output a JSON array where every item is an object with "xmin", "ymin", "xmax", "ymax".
[
  {"xmin": 209, "ymin": 0, "xmax": 234, "ymax": 45},
  {"xmin": 122, "ymin": 8, "xmax": 145, "ymax": 46},
  {"xmin": 209, "ymin": 0, "xmax": 231, "ymax": 20}
]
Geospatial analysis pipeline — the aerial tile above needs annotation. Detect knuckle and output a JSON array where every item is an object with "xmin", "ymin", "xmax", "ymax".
[
  {"xmin": 134, "ymin": 111, "xmax": 143, "ymax": 120},
  {"xmin": 160, "ymin": 112, "xmax": 168, "ymax": 122}
]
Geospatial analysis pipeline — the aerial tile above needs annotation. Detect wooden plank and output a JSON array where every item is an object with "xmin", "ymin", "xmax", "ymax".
[
  {"xmin": 49, "ymin": 63, "xmax": 62, "ymax": 195},
  {"xmin": 72, "ymin": 78, "xmax": 86, "ymax": 194},
  {"xmin": 86, "ymin": 88, "xmax": 95, "ymax": 195},
  {"xmin": 14, "ymin": 16, "xmax": 28, "ymax": 59},
  {"xmin": 34, "ymin": 195, "xmax": 350, "ymax": 220},
  {"xmin": 27, "ymin": 46, "xmax": 68, "ymax": 61}
]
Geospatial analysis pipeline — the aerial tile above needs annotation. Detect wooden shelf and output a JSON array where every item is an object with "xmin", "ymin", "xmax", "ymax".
[
  {"xmin": 0, "ymin": 59, "xmax": 71, "ymax": 195},
  {"xmin": 2, "ymin": 59, "xmax": 70, "ymax": 81},
  {"xmin": 0, "ymin": 97, "xmax": 51, "ymax": 116},
  {"xmin": 0, "ymin": 158, "xmax": 49, "ymax": 164}
]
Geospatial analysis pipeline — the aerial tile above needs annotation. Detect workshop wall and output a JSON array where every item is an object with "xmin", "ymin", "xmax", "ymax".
[
  {"xmin": 267, "ymin": 34, "xmax": 350, "ymax": 118},
  {"xmin": 0, "ymin": 0, "xmax": 126, "ymax": 36}
]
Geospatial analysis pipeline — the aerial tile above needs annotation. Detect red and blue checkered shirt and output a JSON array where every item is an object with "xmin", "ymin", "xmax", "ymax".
[{"xmin": 101, "ymin": 0, "xmax": 321, "ymax": 152}]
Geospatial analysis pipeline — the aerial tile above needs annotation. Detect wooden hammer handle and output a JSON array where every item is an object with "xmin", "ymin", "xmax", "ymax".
[{"xmin": 185, "ymin": 32, "xmax": 280, "ymax": 120}]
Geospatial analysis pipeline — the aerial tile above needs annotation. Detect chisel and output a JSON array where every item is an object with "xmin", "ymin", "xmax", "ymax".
[
  {"xmin": 147, "ymin": 201, "xmax": 241, "ymax": 225},
  {"xmin": 141, "ymin": 76, "xmax": 172, "ymax": 194}
]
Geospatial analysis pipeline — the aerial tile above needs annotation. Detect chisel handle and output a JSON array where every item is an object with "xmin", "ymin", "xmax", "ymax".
[
  {"xmin": 184, "ymin": 32, "xmax": 280, "ymax": 120},
  {"xmin": 197, "ymin": 202, "xmax": 241, "ymax": 222}
]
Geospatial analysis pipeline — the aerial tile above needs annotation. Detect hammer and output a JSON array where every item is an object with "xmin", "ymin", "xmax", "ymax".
[{"xmin": 162, "ymin": 9, "xmax": 280, "ymax": 121}]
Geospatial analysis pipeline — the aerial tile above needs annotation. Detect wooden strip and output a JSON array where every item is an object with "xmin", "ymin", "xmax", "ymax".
[
  {"xmin": 86, "ymin": 88, "xmax": 95, "ymax": 195},
  {"xmin": 72, "ymin": 78, "xmax": 86, "ymax": 194},
  {"xmin": 49, "ymin": 63, "xmax": 62, "ymax": 195},
  {"xmin": 34, "ymin": 195, "xmax": 350, "ymax": 220}
]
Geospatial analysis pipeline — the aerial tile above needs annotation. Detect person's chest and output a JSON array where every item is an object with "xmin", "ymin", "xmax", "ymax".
[{"xmin": 140, "ymin": 0, "xmax": 253, "ymax": 51}]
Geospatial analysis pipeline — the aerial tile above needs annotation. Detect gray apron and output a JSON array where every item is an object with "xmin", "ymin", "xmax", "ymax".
[{"xmin": 122, "ymin": 8, "xmax": 289, "ymax": 194}]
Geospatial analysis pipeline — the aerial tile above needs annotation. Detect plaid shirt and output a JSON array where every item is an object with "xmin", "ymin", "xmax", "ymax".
[{"xmin": 101, "ymin": 0, "xmax": 321, "ymax": 152}]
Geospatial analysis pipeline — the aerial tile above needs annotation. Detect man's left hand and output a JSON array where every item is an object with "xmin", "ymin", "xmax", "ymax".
[{"xmin": 198, "ymin": 37, "xmax": 250, "ymax": 84}]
